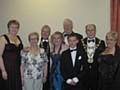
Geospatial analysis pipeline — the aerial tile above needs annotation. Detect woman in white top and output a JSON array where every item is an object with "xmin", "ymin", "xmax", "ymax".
[{"xmin": 21, "ymin": 32, "xmax": 48, "ymax": 90}]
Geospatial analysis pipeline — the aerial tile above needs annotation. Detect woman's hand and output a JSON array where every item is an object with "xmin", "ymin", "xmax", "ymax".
[
  {"xmin": 2, "ymin": 71, "xmax": 7, "ymax": 80},
  {"xmin": 43, "ymin": 76, "xmax": 47, "ymax": 83},
  {"xmin": 21, "ymin": 76, "xmax": 24, "ymax": 86}
]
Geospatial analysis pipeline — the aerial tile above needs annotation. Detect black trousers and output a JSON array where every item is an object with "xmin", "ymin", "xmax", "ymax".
[{"xmin": 83, "ymin": 68, "xmax": 98, "ymax": 90}]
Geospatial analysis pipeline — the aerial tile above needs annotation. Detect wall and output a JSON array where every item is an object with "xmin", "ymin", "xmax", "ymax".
[{"xmin": 0, "ymin": 0, "xmax": 110, "ymax": 46}]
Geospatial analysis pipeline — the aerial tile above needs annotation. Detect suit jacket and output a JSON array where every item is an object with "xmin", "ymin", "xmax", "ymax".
[
  {"xmin": 61, "ymin": 47, "xmax": 87, "ymax": 90},
  {"xmin": 82, "ymin": 37, "xmax": 105, "ymax": 64},
  {"xmin": 81, "ymin": 37, "xmax": 105, "ymax": 84}
]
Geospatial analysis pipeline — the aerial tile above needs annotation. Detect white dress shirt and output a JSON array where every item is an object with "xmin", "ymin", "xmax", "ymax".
[{"xmin": 70, "ymin": 47, "xmax": 77, "ymax": 67}]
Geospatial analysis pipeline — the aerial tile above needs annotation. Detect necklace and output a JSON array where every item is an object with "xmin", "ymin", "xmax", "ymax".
[
  {"xmin": 87, "ymin": 46, "xmax": 95, "ymax": 63},
  {"xmin": 8, "ymin": 34, "xmax": 19, "ymax": 46}
]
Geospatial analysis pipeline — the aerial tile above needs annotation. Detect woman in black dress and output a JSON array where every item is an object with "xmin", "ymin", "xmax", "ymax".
[
  {"xmin": 0, "ymin": 20, "xmax": 23, "ymax": 90},
  {"xmin": 98, "ymin": 31, "xmax": 120, "ymax": 90}
]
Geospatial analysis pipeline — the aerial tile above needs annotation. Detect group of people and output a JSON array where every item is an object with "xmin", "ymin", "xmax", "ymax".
[{"xmin": 0, "ymin": 18, "xmax": 120, "ymax": 90}]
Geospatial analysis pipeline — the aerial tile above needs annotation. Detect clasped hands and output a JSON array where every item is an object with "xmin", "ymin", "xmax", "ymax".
[{"xmin": 66, "ymin": 77, "xmax": 79, "ymax": 86}]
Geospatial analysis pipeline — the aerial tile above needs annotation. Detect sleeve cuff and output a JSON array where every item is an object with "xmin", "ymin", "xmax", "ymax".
[
  {"xmin": 72, "ymin": 77, "xmax": 79, "ymax": 83},
  {"xmin": 66, "ymin": 79, "xmax": 72, "ymax": 84}
]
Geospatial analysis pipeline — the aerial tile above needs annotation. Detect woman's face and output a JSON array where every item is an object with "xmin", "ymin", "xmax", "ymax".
[
  {"xmin": 9, "ymin": 24, "xmax": 19, "ymax": 36},
  {"xmin": 106, "ymin": 36, "xmax": 117, "ymax": 48},
  {"xmin": 29, "ymin": 35, "xmax": 39, "ymax": 47},
  {"xmin": 41, "ymin": 28, "xmax": 50, "ymax": 39},
  {"xmin": 52, "ymin": 34, "xmax": 62, "ymax": 46}
]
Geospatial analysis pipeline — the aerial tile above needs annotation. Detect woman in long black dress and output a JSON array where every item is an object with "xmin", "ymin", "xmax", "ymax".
[
  {"xmin": 98, "ymin": 31, "xmax": 120, "ymax": 90},
  {"xmin": 0, "ymin": 20, "xmax": 23, "ymax": 90}
]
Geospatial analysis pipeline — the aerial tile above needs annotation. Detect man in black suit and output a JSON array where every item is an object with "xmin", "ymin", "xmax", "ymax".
[
  {"xmin": 61, "ymin": 34, "xmax": 87, "ymax": 90},
  {"xmin": 81, "ymin": 24, "xmax": 105, "ymax": 90},
  {"xmin": 62, "ymin": 18, "xmax": 83, "ymax": 45},
  {"xmin": 39, "ymin": 25, "xmax": 51, "ymax": 90}
]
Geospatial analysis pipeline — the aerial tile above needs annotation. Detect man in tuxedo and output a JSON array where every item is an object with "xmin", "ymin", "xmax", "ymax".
[
  {"xmin": 62, "ymin": 18, "xmax": 83, "ymax": 45},
  {"xmin": 61, "ymin": 34, "xmax": 87, "ymax": 90},
  {"xmin": 39, "ymin": 25, "xmax": 51, "ymax": 90},
  {"xmin": 81, "ymin": 24, "xmax": 105, "ymax": 90}
]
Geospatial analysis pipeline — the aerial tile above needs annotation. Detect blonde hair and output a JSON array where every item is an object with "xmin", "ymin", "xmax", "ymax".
[
  {"xmin": 106, "ymin": 31, "xmax": 119, "ymax": 42},
  {"xmin": 64, "ymin": 18, "xmax": 73, "ymax": 24},
  {"xmin": 51, "ymin": 31, "xmax": 64, "ymax": 44},
  {"xmin": 41, "ymin": 25, "xmax": 51, "ymax": 34},
  {"xmin": 63, "ymin": 18, "xmax": 73, "ymax": 27},
  {"xmin": 28, "ymin": 32, "xmax": 39, "ymax": 41}
]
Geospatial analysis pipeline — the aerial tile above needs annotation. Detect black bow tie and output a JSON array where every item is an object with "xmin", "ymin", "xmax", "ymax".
[
  {"xmin": 42, "ymin": 39, "xmax": 48, "ymax": 42},
  {"xmin": 70, "ymin": 49, "xmax": 77, "ymax": 52},
  {"xmin": 64, "ymin": 33, "xmax": 69, "ymax": 37},
  {"xmin": 88, "ymin": 39, "xmax": 95, "ymax": 43}
]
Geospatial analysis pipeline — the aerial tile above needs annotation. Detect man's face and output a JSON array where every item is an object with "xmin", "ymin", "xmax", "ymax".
[
  {"xmin": 68, "ymin": 36, "xmax": 78, "ymax": 48},
  {"xmin": 86, "ymin": 25, "xmax": 96, "ymax": 39},
  {"xmin": 63, "ymin": 20, "xmax": 73, "ymax": 34}
]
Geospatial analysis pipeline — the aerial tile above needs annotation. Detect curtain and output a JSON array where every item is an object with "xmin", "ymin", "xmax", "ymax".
[{"xmin": 111, "ymin": 0, "xmax": 120, "ymax": 46}]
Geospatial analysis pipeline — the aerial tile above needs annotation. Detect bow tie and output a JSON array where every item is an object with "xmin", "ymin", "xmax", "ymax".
[
  {"xmin": 64, "ymin": 33, "xmax": 69, "ymax": 37},
  {"xmin": 88, "ymin": 39, "xmax": 95, "ymax": 43},
  {"xmin": 42, "ymin": 39, "xmax": 48, "ymax": 42},
  {"xmin": 70, "ymin": 49, "xmax": 77, "ymax": 52}
]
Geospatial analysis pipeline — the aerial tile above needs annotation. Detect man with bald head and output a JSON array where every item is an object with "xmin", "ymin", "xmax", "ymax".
[
  {"xmin": 82, "ymin": 24, "xmax": 105, "ymax": 90},
  {"xmin": 63, "ymin": 18, "xmax": 83, "ymax": 45}
]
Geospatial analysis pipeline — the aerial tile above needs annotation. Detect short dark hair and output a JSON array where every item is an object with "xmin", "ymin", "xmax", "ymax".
[
  {"xmin": 67, "ymin": 33, "xmax": 78, "ymax": 40},
  {"xmin": 7, "ymin": 20, "xmax": 20, "ymax": 29}
]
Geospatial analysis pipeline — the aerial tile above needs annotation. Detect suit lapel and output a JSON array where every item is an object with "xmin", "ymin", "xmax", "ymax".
[
  {"xmin": 84, "ymin": 38, "xmax": 87, "ymax": 45},
  {"xmin": 95, "ymin": 38, "xmax": 99, "ymax": 45},
  {"xmin": 74, "ymin": 50, "xmax": 81, "ymax": 68},
  {"xmin": 74, "ymin": 50, "xmax": 77, "ymax": 65},
  {"xmin": 82, "ymin": 38, "xmax": 87, "ymax": 52},
  {"xmin": 68, "ymin": 49, "xmax": 74, "ymax": 68},
  {"xmin": 95, "ymin": 37, "xmax": 101, "ymax": 50}
]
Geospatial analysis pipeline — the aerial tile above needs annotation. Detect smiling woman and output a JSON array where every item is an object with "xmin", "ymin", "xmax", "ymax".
[
  {"xmin": 106, "ymin": 31, "xmax": 118, "ymax": 49},
  {"xmin": 98, "ymin": 31, "xmax": 120, "ymax": 90},
  {"xmin": 0, "ymin": 20, "xmax": 23, "ymax": 90},
  {"xmin": 21, "ymin": 32, "xmax": 48, "ymax": 90}
]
